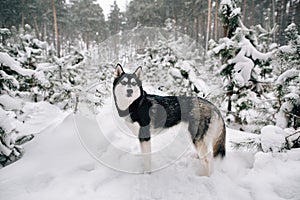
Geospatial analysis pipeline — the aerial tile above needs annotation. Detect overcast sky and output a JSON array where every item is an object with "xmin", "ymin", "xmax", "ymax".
[{"xmin": 97, "ymin": 0, "xmax": 130, "ymax": 19}]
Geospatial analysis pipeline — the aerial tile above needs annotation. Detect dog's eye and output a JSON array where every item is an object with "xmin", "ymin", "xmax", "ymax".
[
  {"xmin": 131, "ymin": 82, "xmax": 137, "ymax": 86},
  {"xmin": 121, "ymin": 80, "xmax": 127, "ymax": 85}
]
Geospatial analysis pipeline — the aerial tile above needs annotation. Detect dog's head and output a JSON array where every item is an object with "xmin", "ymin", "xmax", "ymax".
[{"xmin": 113, "ymin": 64, "xmax": 143, "ymax": 111}]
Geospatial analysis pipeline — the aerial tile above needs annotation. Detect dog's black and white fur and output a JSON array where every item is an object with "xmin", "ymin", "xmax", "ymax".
[{"xmin": 113, "ymin": 64, "xmax": 226, "ymax": 175}]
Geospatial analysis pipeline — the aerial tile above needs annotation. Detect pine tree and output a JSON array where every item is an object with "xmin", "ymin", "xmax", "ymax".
[
  {"xmin": 128, "ymin": 26, "xmax": 208, "ymax": 98},
  {"xmin": 273, "ymin": 23, "xmax": 300, "ymax": 129},
  {"xmin": 0, "ymin": 28, "xmax": 36, "ymax": 167},
  {"xmin": 210, "ymin": 0, "xmax": 274, "ymax": 132},
  {"xmin": 125, "ymin": 0, "xmax": 165, "ymax": 28},
  {"xmin": 107, "ymin": 1, "xmax": 123, "ymax": 36},
  {"xmin": 0, "ymin": 25, "xmax": 88, "ymax": 166},
  {"xmin": 70, "ymin": 0, "xmax": 107, "ymax": 49}
]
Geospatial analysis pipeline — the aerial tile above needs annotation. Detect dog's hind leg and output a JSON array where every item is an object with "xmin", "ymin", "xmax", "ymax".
[
  {"xmin": 195, "ymin": 114, "xmax": 226, "ymax": 176},
  {"xmin": 194, "ymin": 140, "xmax": 213, "ymax": 176},
  {"xmin": 188, "ymin": 118, "xmax": 212, "ymax": 176}
]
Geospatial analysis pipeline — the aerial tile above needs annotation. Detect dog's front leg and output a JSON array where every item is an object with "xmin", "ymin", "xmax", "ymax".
[
  {"xmin": 140, "ymin": 140, "xmax": 151, "ymax": 173},
  {"xmin": 139, "ymin": 126, "xmax": 151, "ymax": 174}
]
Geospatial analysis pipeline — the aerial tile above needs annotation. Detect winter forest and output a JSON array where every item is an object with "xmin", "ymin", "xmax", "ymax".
[{"xmin": 1, "ymin": 0, "xmax": 300, "ymax": 199}]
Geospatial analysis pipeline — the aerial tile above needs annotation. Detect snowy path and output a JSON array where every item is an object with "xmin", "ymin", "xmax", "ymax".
[{"xmin": 1, "ymin": 100, "xmax": 300, "ymax": 200}]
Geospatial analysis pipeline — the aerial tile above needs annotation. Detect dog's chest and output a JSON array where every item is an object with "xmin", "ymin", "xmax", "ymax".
[
  {"xmin": 123, "ymin": 114, "xmax": 163, "ymax": 137},
  {"xmin": 123, "ymin": 115, "xmax": 140, "ymax": 136}
]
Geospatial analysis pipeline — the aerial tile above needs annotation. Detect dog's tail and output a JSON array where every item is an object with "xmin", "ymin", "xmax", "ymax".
[{"xmin": 213, "ymin": 123, "xmax": 226, "ymax": 158}]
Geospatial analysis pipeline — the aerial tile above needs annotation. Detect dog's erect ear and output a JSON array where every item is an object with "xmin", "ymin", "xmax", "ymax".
[
  {"xmin": 114, "ymin": 64, "xmax": 124, "ymax": 78},
  {"xmin": 134, "ymin": 66, "xmax": 142, "ymax": 80}
]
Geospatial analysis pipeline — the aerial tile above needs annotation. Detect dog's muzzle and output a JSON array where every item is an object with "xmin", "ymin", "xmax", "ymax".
[{"xmin": 127, "ymin": 89, "xmax": 133, "ymax": 97}]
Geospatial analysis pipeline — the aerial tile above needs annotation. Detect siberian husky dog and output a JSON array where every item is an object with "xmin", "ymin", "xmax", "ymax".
[{"xmin": 113, "ymin": 64, "xmax": 226, "ymax": 175}]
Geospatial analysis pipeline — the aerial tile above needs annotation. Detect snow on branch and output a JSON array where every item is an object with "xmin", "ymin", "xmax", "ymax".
[
  {"xmin": 275, "ymin": 69, "xmax": 300, "ymax": 85},
  {"xmin": 0, "ymin": 107, "xmax": 15, "ymax": 134},
  {"xmin": 231, "ymin": 125, "xmax": 300, "ymax": 152},
  {"xmin": 0, "ymin": 52, "xmax": 35, "ymax": 76},
  {"xmin": 228, "ymin": 36, "xmax": 273, "ymax": 86},
  {"xmin": 0, "ymin": 70, "xmax": 19, "ymax": 88},
  {"xmin": 234, "ymin": 36, "xmax": 273, "ymax": 61}
]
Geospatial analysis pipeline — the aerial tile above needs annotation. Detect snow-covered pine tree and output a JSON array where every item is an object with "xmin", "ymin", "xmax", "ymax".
[
  {"xmin": 273, "ymin": 23, "xmax": 300, "ymax": 129},
  {"xmin": 0, "ymin": 106, "xmax": 23, "ymax": 167},
  {"xmin": 231, "ymin": 125, "xmax": 300, "ymax": 152},
  {"xmin": 2, "ymin": 24, "xmax": 49, "ymax": 103},
  {"xmin": 209, "ymin": 0, "xmax": 274, "ymax": 132},
  {"xmin": 132, "ymin": 24, "xmax": 209, "ymax": 98},
  {"xmin": 2, "ymin": 24, "xmax": 85, "ymax": 110},
  {"xmin": 33, "ymin": 49, "xmax": 86, "ymax": 110},
  {"xmin": 0, "ymin": 30, "xmax": 36, "ymax": 166},
  {"xmin": 0, "ymin": 25, "xmax": 88, "ymax": 166}
]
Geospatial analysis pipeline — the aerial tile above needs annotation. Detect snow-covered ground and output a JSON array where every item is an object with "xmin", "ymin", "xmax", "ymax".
[{"xmin": 1, "ymin": 98, "xmax": 300, "ymax": 200}]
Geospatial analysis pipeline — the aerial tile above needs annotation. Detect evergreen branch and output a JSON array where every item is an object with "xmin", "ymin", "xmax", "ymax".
[{"xmin": 230, "ymin": 137, "xmax": 262, "ymax": 152}]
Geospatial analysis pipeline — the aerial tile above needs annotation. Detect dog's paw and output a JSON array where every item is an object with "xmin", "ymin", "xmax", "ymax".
[
  {"xmin": 191, "ymin": 153, "xmax": 200, "ymax": 159},
  {"xmin": 143, "ymin": 171, "xmax": 152, "ymax": 175}
]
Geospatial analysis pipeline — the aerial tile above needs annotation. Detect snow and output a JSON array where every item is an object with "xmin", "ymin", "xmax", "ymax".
[
  {"xmin": 220, "ymin": 0, "xmax": 233, "ymax": 7},
  {"xmin": 0, "ymin": 52, "xmax": 35, "ymax": 76},
  {"xmin": 0, "ymin": 28, "xmax": 10, "ymax": 34},
  {"xmin": 1, "ymin": 99, "xmax": 300, "ymax": 200},
  {"xmin": 0, "ymin": 94, "xmax": 23, "ymax": 111},
  {"xmin": 279, "ymin": 45, "xmax": 296, "ymax": 53},
  {"xmin": 231, "ymin": 8, "xmax": 241, "ymax": 18},
  {"xmin": 0, "ymin": 69, "xmax": 20, "ymax": 88},
  {"xmin": 0, "ymin": 107, "xmax": 17, "ymax": 156},
  {"xmin": 231, "ymin": 55, "xmax": 254, "ymax": 86},
  {"xmin": 209, "ymin": 37, "xmax": 235, "ymax": 55},
  {"xmin": 16, "ymin": 101, "xmax": 69, "ymax": 136},
  {"xmin": 260, "ymin": 125, "xmax": 286, "ymax": 152},
  {"xmin": 275, "ymin": 69, "xmax": 300, "ymax": 85},
  {"xmin": 169, "ymin": 67, "xmax": 182, "ymax": 79},
  {"xmin": 275, "ymin": 102, "xmax": 292, "ymax": 128},
  {"xmin": 227, "ymin": 36, "xmax": 273, "ymax": 86},
  {"xmin": 0, "ymin": 107, "xmax": 16, "ymax": 133},
  {"xmin": 173, "ymin": 60, "xmax": 210, "ymax": 96},
  {"xmin": 188, "ymin": 69, "xmax": 210, "ymax": 97}
]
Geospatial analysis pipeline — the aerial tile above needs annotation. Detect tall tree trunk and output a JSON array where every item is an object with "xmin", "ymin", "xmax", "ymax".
[
  {"xmin": 205, "ymin": 0, "xmax": 212, "ymax": 54},
  {"xmin": 33, "ymin": 18, "xmax": 40, "ymax": 40},
  {"xmin": 21, "ymin": 0, "xmax": 25, "ymax": 29},
  {"xmin": 214, "ymin": 0, "xmax": 219, "ymax": 41},
  {"xmin": 192, "ymin": 2, "xmax": 196, "ymax": 40},
  {"xmin": 272, "ymin": 0, "xmax": 276, "ymax": 42},
  {"xmin": 195, "ymin": 16, "xmax": 199, "ymax": 45},
  {"xmin": 242, "ymin": 0, "xmax": 247, "ymax": 23},
  {"xmin": 52, "ymin": 0, "xmax": 60, "ymax": 57},
  {"xmin": 293, "ymin": 0, "xmax": 300, "ymax": 24},
  {"xmin": 251, "ymin": 0, "xmax": 255, "ymax": 26},
  {"xmin": 276, "ymin": 0, "xmax": 283, "ymax": 44},
  {"xmin": 86, "ymin": 32, "xmax": 90, "ymax": 50},
  {"xmin": 172, "ymin": 2, "xmax": 178, "ymax": 40},
  {"xmin": 281, "ymin": 0, "xmax": 288, "ymax": 38}
]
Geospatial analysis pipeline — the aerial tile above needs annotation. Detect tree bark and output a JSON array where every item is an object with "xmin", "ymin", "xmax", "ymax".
[
  {"xmin": 52, "ymin": 0, "xmax": 60, "ymax": 57},
  {"xmin": 205, "ymin": 0, "xmax": 212, "ymax": 54},
  {"xmin": 86, "ymin": 32, "xmax": 90, "ymax": 50},
  {"xmin": 195, "ymin": 16, "xmax": 199, "ymax": 44},
  {"xmin": 214, "ymin": 0, "xmax": 219, "ymax": 40},
  {"xmin": 242, "ymin": 0, "xmax": 247, "ymax": 23},
  {"xmin": 21, "ymin": 0, "xmax": 25, "ymax": 29},
  {"xmin": 276, "ymin": 0, "xmax": 282, "ymax": 43},
  {"xmin": 251, "ymin": 0, "xmax": 255, "ymax": 26},
  {"xmin": 281, "ymin": 0, "xmax": 288, "ymax": 32},
  {"xmin": 272, "ymin": 0, "xmax": 276, "ymax": 41},
  {"xmin": 33, "ymin": 18, "xmax": 40, "ymax": 40}
]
